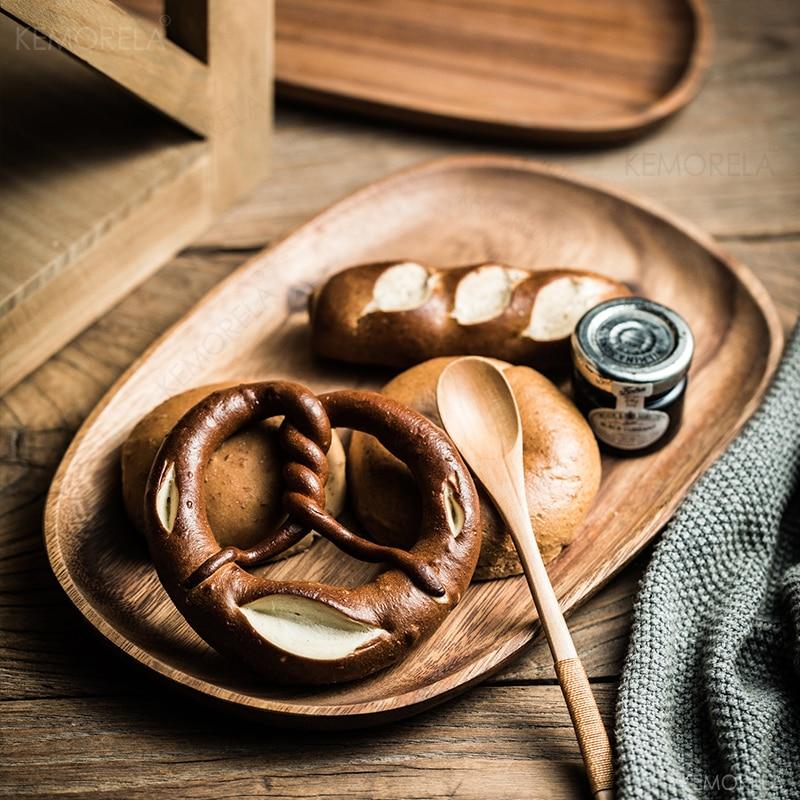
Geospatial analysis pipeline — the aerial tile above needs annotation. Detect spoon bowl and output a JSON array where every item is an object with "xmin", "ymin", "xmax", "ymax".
[{"xmin": 436, "ymin": 356, "xmax": 523, "ymax": 461}]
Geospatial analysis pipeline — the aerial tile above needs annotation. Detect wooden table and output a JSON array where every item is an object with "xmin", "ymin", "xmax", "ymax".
[{"xmin": 2, "ymin": 1, "xmax": 798, "ymax": 797}]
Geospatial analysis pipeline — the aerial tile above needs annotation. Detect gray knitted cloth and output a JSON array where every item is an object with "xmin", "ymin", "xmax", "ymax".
[{"xmin": 615, "ymin": 323, "xmax": 800, "ymax": 800}]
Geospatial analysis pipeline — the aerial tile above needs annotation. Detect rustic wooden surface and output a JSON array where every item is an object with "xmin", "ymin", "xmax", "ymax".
[
  {"xmin": 1, "ymin": 0, "xmax": 798, "ymax": 797},
  {"xmin": 0, "ymin": 12, "xmax": 210, "ymax": 393},
  {"xmin": 0, "ymin": 0, "xmax": 273, "ymax": 393},
  {"xmin": 42, "ymin": 154, "xmax": 782, "ymax": 732},
  {"xmin": 2, "ymin": 0, "xmax": 209, "ymax": 135}
]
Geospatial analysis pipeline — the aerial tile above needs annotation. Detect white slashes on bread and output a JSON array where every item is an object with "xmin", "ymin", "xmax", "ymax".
[{"xmin": 310, "ymin": 261, "xmax": 630, "ymax": 371}]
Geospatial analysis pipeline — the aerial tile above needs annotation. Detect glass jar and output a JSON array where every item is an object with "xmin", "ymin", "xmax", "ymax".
[{"xmin": 570, "ymin": 297, "xmax": 694, "ymax": 456}]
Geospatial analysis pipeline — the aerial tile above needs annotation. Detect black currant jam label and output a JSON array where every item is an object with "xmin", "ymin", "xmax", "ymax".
[
  {"xmin": 588, "ymin": 380, "xmax": 669, "ymax": 450},
  {"xmin": 589, "ymin": 407, "xmax": 670, "ymax": 450}
]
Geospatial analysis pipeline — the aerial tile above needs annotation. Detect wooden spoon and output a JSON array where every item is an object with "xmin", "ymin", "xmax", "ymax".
[{"xmin": 437, "ymin": 356, "xmax": 614, "ymax": 800}]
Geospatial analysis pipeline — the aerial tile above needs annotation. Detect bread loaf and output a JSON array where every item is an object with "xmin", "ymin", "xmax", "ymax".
[
  {"xmin": 348, "ymin": 358, "xmax": 601, "ymax": 579},
  {"xmin": 310, "ymin": 261, "xmax": 630, "ymax": 369}
]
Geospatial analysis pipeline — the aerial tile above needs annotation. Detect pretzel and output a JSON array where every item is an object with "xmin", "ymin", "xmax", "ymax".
[{"xmin": 143, "ymin": 382, "xmax": 481, "ymax": 684}]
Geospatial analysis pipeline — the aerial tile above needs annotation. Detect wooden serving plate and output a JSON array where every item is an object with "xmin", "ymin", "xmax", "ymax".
[
  {"xmin": 45, "ymin": 155, "xmax": 781, "ymax": 727},
  {"xmin": 275, "ymin": 0, "xmax": 713, "ymax": 142}
]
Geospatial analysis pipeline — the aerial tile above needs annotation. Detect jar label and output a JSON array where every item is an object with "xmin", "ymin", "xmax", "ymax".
[{"xmin": 589, "ymin": 407, "xmax": 670, "ymax": 450}]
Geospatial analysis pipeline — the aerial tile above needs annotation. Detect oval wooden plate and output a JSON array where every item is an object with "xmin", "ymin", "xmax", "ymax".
[
  {"xmin": 45, "ymin": 155, "xmax": 781, "ymax": 727},
  {"xmin": 275, "ymin": 0, "xmax": 713, "ymax": 142}
]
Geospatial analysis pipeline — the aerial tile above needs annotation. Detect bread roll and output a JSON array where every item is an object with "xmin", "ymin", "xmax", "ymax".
[
  {"xmin": 310, "ymin": 261, "xmax": 630, "ymax": 370},
  {"xmin": 121, "ymin": 384, "xmax": 346, "ymax": 558},
  {"xmin": 348, "ymin": 358, "xmax": 601, "ymax": 579}
]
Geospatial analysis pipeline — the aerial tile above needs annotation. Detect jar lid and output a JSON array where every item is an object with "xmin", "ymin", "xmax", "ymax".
[{"xmin": 571, "ymin": 297, "xmax": 694, "ymax": 395}]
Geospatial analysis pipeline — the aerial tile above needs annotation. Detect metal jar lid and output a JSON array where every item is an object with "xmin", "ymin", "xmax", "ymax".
[{"xmin": 571, "ymin": 297, "xmax": 694, "ymax": 395}]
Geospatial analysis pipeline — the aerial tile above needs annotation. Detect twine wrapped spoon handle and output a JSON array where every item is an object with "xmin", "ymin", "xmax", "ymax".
[{"xmin": 436, "ymin": 357, "xmax": 614, "ymax": 800}]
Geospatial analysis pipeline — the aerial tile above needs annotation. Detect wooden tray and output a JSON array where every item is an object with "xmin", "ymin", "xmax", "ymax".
[
  {"xmin": 45, "ymin": 155, "xmax": 781, "ymax": 727},
  {"xmin": 275, "ymin": 0, "xmax": 713, "ymax": 142}
]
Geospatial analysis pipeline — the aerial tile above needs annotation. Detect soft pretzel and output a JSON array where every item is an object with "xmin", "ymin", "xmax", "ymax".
[
  {"xmin": 120, "ymin": 382, "xmax": 347, "ymax": 556},
  {"xmin": 143, "ymin": 382, "xmax": 481, "ymax": 684},
  {"xmin": 310, "ymin": 261, "xmax": 630, "ymax": 369}
]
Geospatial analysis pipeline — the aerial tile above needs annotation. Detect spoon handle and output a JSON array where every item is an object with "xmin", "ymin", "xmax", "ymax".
[
  {"xmin": 506, "ymin": 508, "xmax": 615, "ymax": 799},
  {"xmin": 555, "ymin": 657, "xmax": 615, "ymax": 800}
]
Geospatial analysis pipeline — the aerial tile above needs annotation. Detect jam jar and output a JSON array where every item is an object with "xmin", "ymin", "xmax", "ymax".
[{"xmin": 570, "ymin": 297, "xmax": 694, "ymax": 456}]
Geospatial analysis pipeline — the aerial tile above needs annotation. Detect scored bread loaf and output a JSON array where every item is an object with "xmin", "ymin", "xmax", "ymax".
[
  {"xmin": 121, "ymin": 383, "xmax": 346, "ymax": 558},
  {"xmin": 348, "ymin": 357, "xmax": 601, "ymax": 579},
  {"xmin": 310, "ymin": 261, "xmax": 630, "ymax": 369}
]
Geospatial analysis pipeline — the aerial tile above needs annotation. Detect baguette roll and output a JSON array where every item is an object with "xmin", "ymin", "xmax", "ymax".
[{"xmin": 310, "ymin": 261, "xmax": 630, "ymax": 369}]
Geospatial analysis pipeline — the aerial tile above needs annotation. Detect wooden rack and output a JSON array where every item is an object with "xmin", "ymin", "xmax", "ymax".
[{"xmin": 0, "ymin": 0, "xmax": 273, "ymax": 393}]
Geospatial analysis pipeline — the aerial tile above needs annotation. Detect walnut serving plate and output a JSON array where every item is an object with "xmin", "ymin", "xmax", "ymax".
[
  {"xmin": 275, "ymin": 0, "xmax": 713, "ymax": 142},
  {"xmin": 45, "ymin": 155, "xmax": 781, "ymax": 727}
]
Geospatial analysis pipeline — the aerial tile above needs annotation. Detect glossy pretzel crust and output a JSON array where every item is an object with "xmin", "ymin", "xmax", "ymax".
[{"xmin": 143, "ymin": 382, "xmax": 482, "ymax": 684}]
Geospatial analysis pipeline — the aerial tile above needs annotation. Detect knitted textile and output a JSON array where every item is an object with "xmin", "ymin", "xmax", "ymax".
[{"xmin": 615, "ymin": 323, "xmax": 800, "ymax": 800}]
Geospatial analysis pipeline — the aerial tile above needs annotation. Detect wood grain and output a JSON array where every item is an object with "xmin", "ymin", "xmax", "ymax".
[
  {"xmin": 0, "ymin": 14, "xmax": 206, "ymax": 318},
  {"xmin": 2, "ymin": 225, "xmax": 796, "ymax": 795},
  {"xmin": 0, "ymin": 685, "xmax": 617, "ymax": 800},
  {"xmin": 0, "ymin": 152, "xmax": 211, "ymax": 395},
  {"xmin": 0, "ymin": 2, "xmax": 273, "ymax": 393},
  {"xmin": 123, "ymin": 0, "xmax": 712, "ymax": 142},
  {"xmin": 205, "ymin": 0, "xmax": 273, "ymax": 213},
  {"xmin": 274, "ymin": 0, "xmax": 711, "ymax": 142},
  {"xmin": 43, "ymin": 155, "xmax": 782, "ymax": 726},
  {"xmin": 2, "ymin": 0, "xmax": 798, "ymax": 795},
  {"xmin": 1, "ymin": 0, "xmax": 210, "ymax": 136},
  {"xmin": 195, "ymin": 0, "xmax": 800, "ymax": 249}
]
